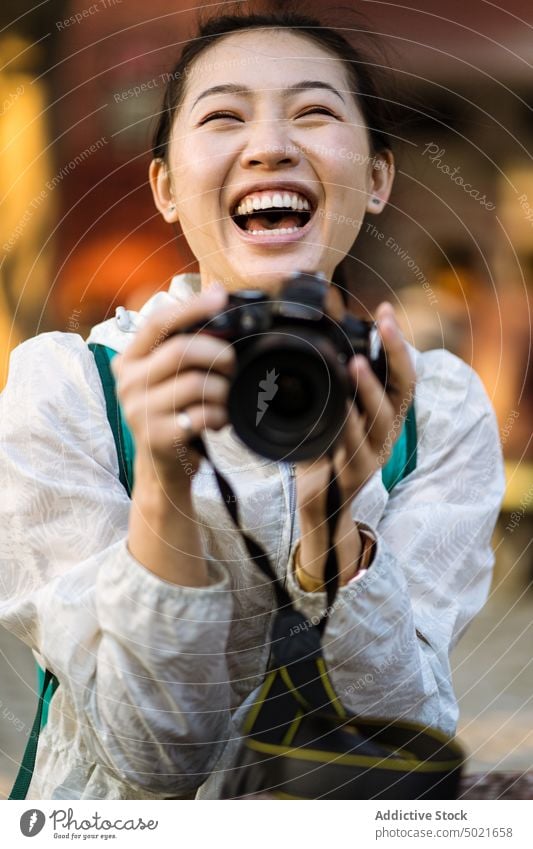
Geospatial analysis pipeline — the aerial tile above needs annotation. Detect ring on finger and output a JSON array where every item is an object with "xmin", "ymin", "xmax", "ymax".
[{"xmin": 176, "ymin": 410, "xmax": 195, "ymax": 443}]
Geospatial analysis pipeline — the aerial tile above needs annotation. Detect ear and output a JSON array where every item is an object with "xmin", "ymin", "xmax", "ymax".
[
  {"xmin": 365, "ymin": 149, "xmax": 395, "ymax": 215},
  {"xmin": 149, "ymin": 158, "xmax": 180, "ymax": 224}
]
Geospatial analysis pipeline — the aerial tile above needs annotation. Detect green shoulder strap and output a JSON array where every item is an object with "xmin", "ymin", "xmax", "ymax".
[
  {"xmin": 8, "ymin": 668, "xmax": 59, "ymax": 799},
  {"xmin": 9, "ymin": 343, "xmax": 134, "ymax": 801},
  {"xmin": 381, "ymin": 403, "xmax": 418, "ymax": 493},
  {"xmin": 88, "ymin": 343, "xmax": 135, "ymax": 496}
]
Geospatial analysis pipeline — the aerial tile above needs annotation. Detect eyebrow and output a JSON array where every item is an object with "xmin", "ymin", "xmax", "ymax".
[{"xmin": 191, "ymin": 80, "xmax": 346, "ymax": 110}]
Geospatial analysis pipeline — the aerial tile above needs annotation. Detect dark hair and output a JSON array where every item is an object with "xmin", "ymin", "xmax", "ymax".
[{"xmin": 152, "ymin": 6, "xmax": 395, "ymax": 161}]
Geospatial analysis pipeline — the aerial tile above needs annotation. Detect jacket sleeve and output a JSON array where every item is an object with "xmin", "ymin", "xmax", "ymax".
[
  {"xmin": 0, "ymin": 332, "xmax": 234, "ymax": 796},
  {"xmin": 286, "ymin": 348, "xmax": 505, "ymax": 736}
]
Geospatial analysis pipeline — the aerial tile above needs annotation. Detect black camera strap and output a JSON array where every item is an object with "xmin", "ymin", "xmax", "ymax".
[{"xmin": 189, "ymin": 434, "xmax": 342, "ymax": 626}]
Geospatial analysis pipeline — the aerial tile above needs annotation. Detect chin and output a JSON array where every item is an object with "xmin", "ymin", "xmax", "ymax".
[{"xmin": 231, "ymin": 257, "xmax": 326, "ymax": 293}]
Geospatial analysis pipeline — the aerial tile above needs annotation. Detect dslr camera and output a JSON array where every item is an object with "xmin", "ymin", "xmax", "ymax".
[{"xmin": 185, "ymin": 272, "xmax": 387, "ymax": 462}]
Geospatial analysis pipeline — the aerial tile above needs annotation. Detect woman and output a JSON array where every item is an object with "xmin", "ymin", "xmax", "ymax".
[{"xmin": 0, "ymin": 8, "xmax": 505, "ymax": 800}]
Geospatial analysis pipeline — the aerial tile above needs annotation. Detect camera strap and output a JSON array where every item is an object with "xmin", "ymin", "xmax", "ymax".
[{"xmin": 188, "ymin": 434, "xmax": 342, "ymax": 625}]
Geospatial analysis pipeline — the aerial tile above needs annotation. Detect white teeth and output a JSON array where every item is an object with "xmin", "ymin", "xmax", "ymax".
[
  {"xmin": 246, "ymin": 226, "xmax": 301, "ymax": 236},
  {"xmin": 234, "ymin": 190, "xmax": 313, "ymax": 215}
]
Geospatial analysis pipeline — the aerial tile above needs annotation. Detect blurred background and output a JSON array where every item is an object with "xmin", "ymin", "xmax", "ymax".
[{"xmin": 0, "ymin": 0, "xmax": 532, "ymax": 796}]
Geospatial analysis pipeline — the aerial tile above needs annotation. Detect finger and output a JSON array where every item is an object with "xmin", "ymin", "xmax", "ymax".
[
  {"xmin": 171, "ymin": 402, "xmax": 230, "ymax": 441},
  {"xmin": 146, "ymin": 371, "xmax": 230, "ymax": 415},
  {"xmin": 335, "ymin": 401, "xmax": 376, "ymax": 486},
  {"xmin": 294, "ymin": 455, "xmax": 332, "ymax": 519},
  {"xmin": 144, "ymin": 333, "xmax": 235, "ymax": 385},
  {"xmin": 375, "ymin": 302, "xmax": 416, "ymax": 414},
  {"xmin": 142, "ymin": 403, "xmax": 230, "ymax": 455},
  {"xmin": 124, "ymin": 286, "xmax": 228, "ymax": 360},
  {"xmin": 349, "ymin": 355, "xmax": 395, "ymax": 450}
]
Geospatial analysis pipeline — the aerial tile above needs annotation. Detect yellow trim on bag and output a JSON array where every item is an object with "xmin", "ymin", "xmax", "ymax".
[
  {"xmin": 245, "ymin": 739, "xmax": 462, "ymax": 772},
  {"xmin": 352, "ymin": 715, "xmax": 462, "ymax": 748},
  {"xmin": 243, "ymin": 671, "xmax": 277, "ymax": 734},
  {"xmin": 315, "ymin": 657, "xmax": 347, "ymax": 719},
  {"xmin": 273, "ymin": 790, "xmax": 306, "ymax": 800},
  {"xmin": 278, "ymin": 666, "xmax": 311, "ymax": 710},
  {"xmin": 281, "ymin": 710, "xmax": 303, "ymax": 746}
]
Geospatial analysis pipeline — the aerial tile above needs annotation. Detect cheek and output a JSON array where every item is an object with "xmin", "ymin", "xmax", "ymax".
[
  {"xmin": 320, "ymin": 130, "xmax": 371, "ymax": 189},
  {"xmin": 171, "ymin": 137, "xmax": 228, "ymax": 197}
]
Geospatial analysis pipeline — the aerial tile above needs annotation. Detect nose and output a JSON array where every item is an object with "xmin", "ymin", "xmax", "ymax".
[{"xmin": 239, "ymin": 118, "xmax": 301, "ymax": 169}]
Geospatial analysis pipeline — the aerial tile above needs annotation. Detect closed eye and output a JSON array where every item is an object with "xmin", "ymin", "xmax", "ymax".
[
  {"xmin": 199, "ymin": 111, "xmax": 243, "ymax": 125},
  {"xmin": 298, "ymin": 107, "xmax": 340, "ymax": 119}
]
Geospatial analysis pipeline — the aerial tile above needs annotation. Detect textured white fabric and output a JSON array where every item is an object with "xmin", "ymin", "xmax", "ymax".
[{"xmin": 0, "ymin": 273, "xmax": 505, "ymax": 799}]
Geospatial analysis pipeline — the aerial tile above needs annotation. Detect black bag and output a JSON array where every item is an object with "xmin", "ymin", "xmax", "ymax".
[{"xmin": 211, "ymin": 454, "xmax": 463, "ymax": 799}]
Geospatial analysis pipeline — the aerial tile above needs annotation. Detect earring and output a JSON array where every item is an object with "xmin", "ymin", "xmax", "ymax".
[
  {"xmin": 372, "ymin": 197, "xmax": 381, "ymax": 206},
  {"xmin": 169, "ymin": 203, "xmax": 176, "ymax": 212}
]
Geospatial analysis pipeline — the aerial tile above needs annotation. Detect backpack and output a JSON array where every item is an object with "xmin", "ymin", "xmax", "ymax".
[{"xmin": 10, "ymin": 341, "xmax": 444, "ymax": 800}]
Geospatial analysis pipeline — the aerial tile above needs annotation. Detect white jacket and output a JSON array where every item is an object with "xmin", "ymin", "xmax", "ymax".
[{"xmin": 0, "ymin": 273, "xmax": 505, "ymax": 799}]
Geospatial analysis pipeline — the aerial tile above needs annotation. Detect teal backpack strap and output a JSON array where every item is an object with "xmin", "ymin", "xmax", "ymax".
[
  {"xmin": 9, "ymin": 668, "xmax": 59, "ymax": 800},
  {"xmin": 88, "ymin": 342, "xmax": 135, "ymax": 496},
  {"xmin": 381, "ymin": 403, "xmax": 417, "ymax": 493},
  {"xmin": 9, "ymin": 343, "xmax": 134, "ymax": 801}
]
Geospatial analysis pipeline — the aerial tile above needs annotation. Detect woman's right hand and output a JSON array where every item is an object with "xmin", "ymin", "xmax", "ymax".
[{"xmin": 111, "ymin": 286, "xmax": 235, "ymax": 495}]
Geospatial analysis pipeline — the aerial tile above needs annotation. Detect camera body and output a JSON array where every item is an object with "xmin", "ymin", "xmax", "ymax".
[{"xmin": 186, "ymin": 272, "xmax": 387, "ymax": 462}]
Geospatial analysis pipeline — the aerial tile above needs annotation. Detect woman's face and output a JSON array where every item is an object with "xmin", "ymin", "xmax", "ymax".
[{"xmin": 150, "ymin": 29, "xmax": 394, "ymax": 293}]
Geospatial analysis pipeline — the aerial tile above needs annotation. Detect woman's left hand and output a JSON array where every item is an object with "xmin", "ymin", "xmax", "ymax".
[{"xmin": 295, "ymin": 301, "xmax": 416, "ymax": 587}]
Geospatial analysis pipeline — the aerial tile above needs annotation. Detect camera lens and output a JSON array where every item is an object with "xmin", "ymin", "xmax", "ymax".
[{"xmin": 228, "ymin": 331, "xmax": 348, "ymax": 462}]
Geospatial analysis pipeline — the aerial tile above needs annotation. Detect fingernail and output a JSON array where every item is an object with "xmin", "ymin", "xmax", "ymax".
[
  {"xmin": 381, "ymin": 317, "xmax": 399, "ymax": 338},
  {"xmin": 205, "ymin": 285, "xmax": 227, "ymax": 306},
  {"xmin": 353, "ymin": 354, "xmax": 368, "ymax": 372}
]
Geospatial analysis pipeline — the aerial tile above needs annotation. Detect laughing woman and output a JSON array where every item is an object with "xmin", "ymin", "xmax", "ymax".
[{"xmin": 0, "ymin": 8, "xmax": 504, "ymax": 799}]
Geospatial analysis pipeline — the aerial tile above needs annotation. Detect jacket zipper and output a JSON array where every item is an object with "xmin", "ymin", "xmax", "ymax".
[
  {"xmin": 266, "ymin": 462, "xmax": 296, "ymax": 672},
  {"xmin": 287, "ymin": 462, "xmax": 296, "ymax": 568}
]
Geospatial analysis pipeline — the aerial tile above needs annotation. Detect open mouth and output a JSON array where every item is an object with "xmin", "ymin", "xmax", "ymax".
[{"xmin": 231, "ymin": 189, "xmax": 314, "ymax": 236}]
